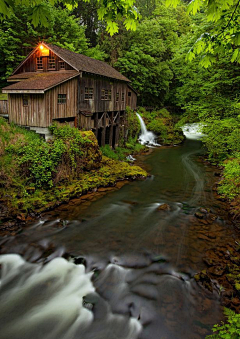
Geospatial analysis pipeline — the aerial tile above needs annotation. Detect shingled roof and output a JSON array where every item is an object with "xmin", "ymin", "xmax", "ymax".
[
  {"xmin": 46, "ymin": 43, "xmax": 130, "ymax": 82},
  {"xmin": 12, "ymin": 42, "xmax": 130, "ymax": 82},
  {"xmin": 2, "ymin": 71, "xmax": 78, "ymax": 93}
]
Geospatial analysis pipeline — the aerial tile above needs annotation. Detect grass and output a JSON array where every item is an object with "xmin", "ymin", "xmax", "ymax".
[{"xmin": 0, "ymin": 90, "xmax": 8, "ymax": 100}]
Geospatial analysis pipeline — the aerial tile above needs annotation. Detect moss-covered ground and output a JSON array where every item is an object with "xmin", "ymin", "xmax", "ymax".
[{"xmin": 0, "ymin": 118, "xmax": 147, "ymax": 218}]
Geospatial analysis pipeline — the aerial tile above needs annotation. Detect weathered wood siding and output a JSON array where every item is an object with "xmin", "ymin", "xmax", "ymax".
[
  {"xmin": 8, "ymin": 94, "xmax": 45, "ymax": 126},
  {"xmin": 0, "ymin": 100, "xmax": 8, "ymax": 114},
  {"xmin": 126, "ymin": 88, "xmax": 137, "ymax": 110},
  {"xmin": 8, "ymin": 78, "xmax": 78, "ymax": 127},
  {"xmin": 16, "ymin": 49, "xmax": 74, "ymax": 74},
  {"xmin": 79, "ymin": 74, "xmax": 128, "ymax": 113},
  {"xmin": 45, "ymin": 77, "xmax": 78, "ymax": 123}
]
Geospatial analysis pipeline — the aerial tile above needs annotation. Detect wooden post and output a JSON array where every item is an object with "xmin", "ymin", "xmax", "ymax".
[
  {"xmin": 109, "ymin": 111, "xmax": 114, "ymax": 147},
  {"xmin": 101, "ymin": 112, "xmax": 106, "ymax": 146},
  {"xmin": 115, "ymin": 111, "xmax": 120, "ymax": 147},
  {"xmin": 94, "ymin": 113, "xmax": 98, "ymax": 140}
]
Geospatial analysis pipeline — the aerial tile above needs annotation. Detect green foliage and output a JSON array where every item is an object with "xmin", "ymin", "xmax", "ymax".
[
  {"xmin": 100, "ymin": 144, "xmax": 127, "ymax": 161},
  {"xmin": 99, "ymin": 1, "xmax": 190, "ymax": 106},
  {"xmin": 0, "ymin": 119, "xmax": 147, "ymax": 214},
  {"xmin": 140, "ymin": 108, "xmax": 184, "ymax": 145},
  {"xmin": 202, "ymin": 119, "xmax": 240, "ymax": 163},
  {"xmin": 206, "ymin": 308, "xmax": 240, "ymax": 339},
  {"xmin": 0, "ymin": 0, "xmax": 141, "ymax": 36},
  {"xmin": 167, "ymin": 0, "xmax": 240, "ymax": 65},
  {"xmin": 126, "ymin": 106, "xmax": 141, "ymax": 142},
  {"xmin": 171, "ymin": 11, "xmax": 240, "ymax": 120},
  {"xmin": 2, "ymin": 123, "xmax": 102, "ymax": 188},
  {"xmin": 218, "ymin": 154, "xmax": 240, "ymax": 200}
]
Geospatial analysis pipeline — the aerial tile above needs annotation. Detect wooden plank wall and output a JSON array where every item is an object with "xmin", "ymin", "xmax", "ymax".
[
  {"xmin": 79, "ymin": 75, "xmax": 128, "ymax": 113},
  {"xmin": 126, "ymin": 88, "xmax": 137, "ymax": 110},
  {"xmin": 0, "ymin": 100, "xmax": 8, "ymax": 114},
  {"xmin": 8, "ymin": 94, "xmax": 45, "ymax": 126},
  {"xmin": 16, "ymin": 49, "xmax": 74, "ymax": 74},
  {"xmin": 46, "ymin": 77, "xmax": 78, "ymax": 123},
  {"xmin": 8, "ymin": 78, "xmax": 77, "ymax": 127}
]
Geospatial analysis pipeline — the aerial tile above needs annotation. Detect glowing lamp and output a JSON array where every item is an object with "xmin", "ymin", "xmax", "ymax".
[{"xmin": 39, "ymin": 44, "xmax": 49, "ymax": 56}]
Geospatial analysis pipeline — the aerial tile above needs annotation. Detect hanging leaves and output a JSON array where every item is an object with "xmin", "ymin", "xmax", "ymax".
[
  {"xmin": 0, "ymin": 0, "xmax": 141, "ymax": 35},
  {"xmin": 167, "ymin": 0, "xmax": 240, "ymax": 65}
]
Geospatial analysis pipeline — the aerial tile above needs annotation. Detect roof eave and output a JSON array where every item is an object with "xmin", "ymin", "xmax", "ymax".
[
  {"xmin": 44, "ymin": 73, "xmax": 79, "ymax": 92},
  {"xmin": 2, "ymin": 89, "xmax": 44, "ymax": 94},
  {"xmin": 3, "ymin": 72, "xmax": 79, "ymax": 94}
]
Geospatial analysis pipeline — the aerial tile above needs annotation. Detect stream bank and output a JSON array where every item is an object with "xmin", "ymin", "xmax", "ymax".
[{"xmin": 0, "ymin": 135, "xmax": 239, "ymax": 339}]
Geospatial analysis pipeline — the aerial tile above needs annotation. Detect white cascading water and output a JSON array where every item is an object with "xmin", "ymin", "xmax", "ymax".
[
  {"xmin": 181, "ymin": 123, "xmax": 205, "ymax": 140},
  {"xmin": 0, "ymin": 254, "xmax": 141, "ymax": 339},
  {"xmin": 136, "ymin": 113, "xmax": 160, "ymax": 146}
]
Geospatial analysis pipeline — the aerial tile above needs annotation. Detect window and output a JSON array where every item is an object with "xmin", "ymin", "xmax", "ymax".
[
  {"xmin": 58, "ymin": 94, "xmax": 67, "ymax": 104},
  {"xmin": 59, "ymin": 61, "xmax": 65, "ymax": 70},
  {"xmin": 116, "ymin": 92, "xmax": 119, "ymax": 102},
  {"xmin": 85, "ymin": 87, "xmax": 93, "ymax": 100},
  {"xmin": 101, "ymin": 89, "xmax": 105, "ymax": 100},
  {"xmin": 122, "ymin": 92, "xmax": 125, "ymax": 102},
  {"xmin": 36, "ymin": 57, "xmax": 43, "ymax": 70},
  {"xmin": 48, "ymin": 57, "xmax": 55, "ymax": 70},
  {"xmin": 23, "ymin": 94, "xmax": 29, "ymax": 106},
  {"xmin": 101, "ymin": 89, "xmax": 112, "ymax": 100},
  {"xmin": 128, "ymin": 92, "xmax": 131, "ymax": 97}
]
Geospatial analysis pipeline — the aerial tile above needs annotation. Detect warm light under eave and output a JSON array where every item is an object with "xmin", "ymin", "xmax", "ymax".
[{"xmin": 39, "ymin": 44, "xmax": 44, "ymax": 50}]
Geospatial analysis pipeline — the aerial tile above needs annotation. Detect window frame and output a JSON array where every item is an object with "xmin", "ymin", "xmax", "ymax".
[
  {"xmin": 84, "ymin": 87, "xmax": 94, "ymax": 100},
  {"xmin": 59, "ymin": 61, "xmax": 65, "ymax": 70},
  {"xmin": 48, "ymin": 57, "xmax": 56, "ymax": 70},
  {"xmin": 36, "ymin": 57, "xmax": 43, "ymax": 71},
  {"xmin": 101, "ymin": 89, "xmax": 112, "ymax": 101},
  {"xmin": 23, "ymin": 94, "xmax": 29, "ymax": 106},
  {"xmin": 58, "ymin": 94, "xmax": 67, "ymax": 104}
]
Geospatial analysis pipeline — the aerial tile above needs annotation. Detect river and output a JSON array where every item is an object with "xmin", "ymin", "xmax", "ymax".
[{"xmin": 0, "ymin": 132, "xmax": 238, "ymax": 339}]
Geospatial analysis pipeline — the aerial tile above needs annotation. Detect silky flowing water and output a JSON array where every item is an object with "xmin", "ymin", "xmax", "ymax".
[{"xmin": 0, "ymin": 133, "xmax": 238, "ymax": 339}]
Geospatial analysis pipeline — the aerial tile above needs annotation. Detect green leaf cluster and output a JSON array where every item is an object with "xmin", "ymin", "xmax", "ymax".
[
  {"xmin": 206, "ymin": 308, "xmax": 240, "ymax": 339},
  {"xmin": 105, "ymin": 0, "xmax": 190, "ymax": 106},
  {"xmin": 167, "ymin": 0, "xmax": 240, "ymax": 64}
]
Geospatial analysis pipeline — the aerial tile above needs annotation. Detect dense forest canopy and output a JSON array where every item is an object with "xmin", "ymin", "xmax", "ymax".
[{"xmin": 0, "ymin": 0, "xmax": 239, "ymax": 109}]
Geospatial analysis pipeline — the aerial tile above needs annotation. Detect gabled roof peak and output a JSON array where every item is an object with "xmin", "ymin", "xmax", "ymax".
[{"xmin": 13, "ymin": 42, "xmax": 130, "ymax": 83}]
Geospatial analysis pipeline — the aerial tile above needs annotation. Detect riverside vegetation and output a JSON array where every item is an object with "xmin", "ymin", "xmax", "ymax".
[
  {"xmin": 0, "ymin": 117, "xmax": 147, "ymax": 219},
  {"xmin": 0, "ymin": 106, "xmax": 184, "ymax": 221}
]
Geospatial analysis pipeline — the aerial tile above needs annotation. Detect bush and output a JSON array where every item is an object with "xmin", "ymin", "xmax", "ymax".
[
  {"xmin": 218, "ymin": 154, "xmax": 240, "ymax": 200},
  {"xmin": 206, "ymin": 308, "xmax": 240, "ymax": 339},
  {"xmin": 202, "ymin": 118, "xmax": 240, "ymax": 163}
]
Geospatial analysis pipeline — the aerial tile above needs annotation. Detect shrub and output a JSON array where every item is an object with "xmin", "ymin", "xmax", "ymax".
[
  {"xmin": 206, "ymin": 308, "xmax": 240, "ymax": 339},
  {"xmin": 218, "ymin": 154, "xmax": 240, "ymax": 200},
  {"xmin": 202, "ymin": 118, "xmax": 240, "ymax": 163}
]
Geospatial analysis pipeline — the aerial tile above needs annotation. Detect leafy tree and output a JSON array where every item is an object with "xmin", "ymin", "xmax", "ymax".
[
  {"xmin": 170, "ymin": 11, "xmax": 240, "ymax": 120},
  {"xmin": 0, "ymin": 0, "xmax": 141, "ymax": 36},
  {"xmin": 110, "ymin": 0, "xmax": 190, "ymax": 106},
  {"xmin": 166, "ymin": 0, "xmax": 240, "ymax": 66}
]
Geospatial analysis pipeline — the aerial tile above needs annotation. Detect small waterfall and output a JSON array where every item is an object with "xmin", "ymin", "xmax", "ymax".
[
  {"xmin": 136, "ymin": 113, "xmax": 160, "ymax": 146},
  {"xmin": 181, "ymin": 123, "xmax": 205, "ymax": 140}
]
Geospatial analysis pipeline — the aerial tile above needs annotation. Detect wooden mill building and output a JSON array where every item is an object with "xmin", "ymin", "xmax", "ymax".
[{"xmin": 2, "ymin": 42, "xmax": 137, "ymax": 146}]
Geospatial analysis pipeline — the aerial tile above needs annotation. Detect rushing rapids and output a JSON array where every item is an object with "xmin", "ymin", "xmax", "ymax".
[{"xmin": 0, "ymin": 125, "xmax": 238, "ymax": 339}]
